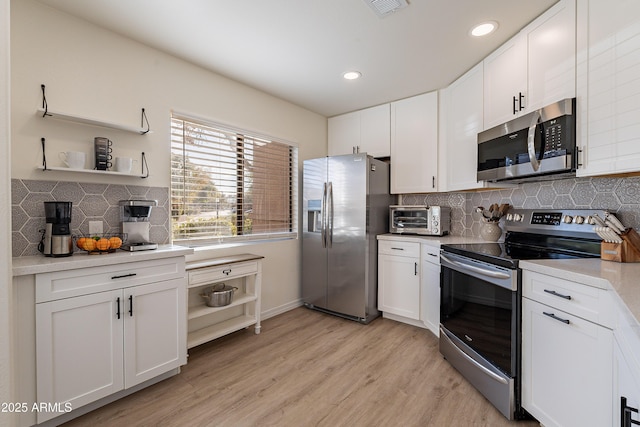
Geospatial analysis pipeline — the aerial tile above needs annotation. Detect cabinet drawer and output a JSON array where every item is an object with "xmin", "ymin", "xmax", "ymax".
[
  {"xmin": 188, "ymin": 261, "xmax": 258, "ymax": 287},
  {"xmin": 36, "ymin": 257, "xmax": 186, "ymax": 303},
  {"xmin": 378, "ymin": 240, "xmax": 420, "ymax": 257},
  {"xmin": 522, "ymin": 270, "xmax": 615, "ymax": 328}
]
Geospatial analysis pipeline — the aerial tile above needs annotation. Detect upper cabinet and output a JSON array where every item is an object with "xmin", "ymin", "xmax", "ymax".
[
  {"xmin": 328, "ymin": 104, "xmax": 390, "ymax": 158},
  {"xmin": 390, "ymin": 92, "xmax": 439, "ymax": 194},
  {"xmin": 440, "ymin": 63, "xmax": 485, "ymax": 192},
  {"xmin": 483, "ymin": 0, "xmax": 576, "ymax": 129},
  {"xmin": 576, "ymin": 0, "xmax": 640, "ymax": 177}
]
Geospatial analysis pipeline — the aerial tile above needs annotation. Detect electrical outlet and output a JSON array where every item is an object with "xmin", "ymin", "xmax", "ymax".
[{"xmin": 89, "ymin": 221, "xmax": 103, "ymax": 235}]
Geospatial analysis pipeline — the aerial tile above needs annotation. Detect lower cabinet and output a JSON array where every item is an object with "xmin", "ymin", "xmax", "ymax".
[
  {"xmin": 521, "ymin": 269, "xmax": 614, "ymax": 427},
  {"xmin": 378, "ymin": 240, "xmax": 420, "ymax": 320},
  {"xmin": 35, "ymin": 259, "xmax": 187, "ymax": 424},
  {"xmin": 614, "ymin": 324, "xmax": 640, "ymax": 427},
  {"xmin": 421, "ymin": 244, "xmax": 440, "ymax": 337}
]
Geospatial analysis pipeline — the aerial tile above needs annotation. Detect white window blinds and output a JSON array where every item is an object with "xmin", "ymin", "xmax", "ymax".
[{"xmin": 170, "ymin": 115, "xmax": 297, "ymax": 244}]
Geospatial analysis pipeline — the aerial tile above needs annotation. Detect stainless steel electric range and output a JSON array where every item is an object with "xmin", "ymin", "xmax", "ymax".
[{"xmin": 439, "ymin": 209, "xmax": 606, "ymax": 420}]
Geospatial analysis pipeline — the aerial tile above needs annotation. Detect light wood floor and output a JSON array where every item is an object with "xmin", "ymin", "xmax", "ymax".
[{"xmin": 63, "ymin": 307, "xmax": 540, "ymax": 427}]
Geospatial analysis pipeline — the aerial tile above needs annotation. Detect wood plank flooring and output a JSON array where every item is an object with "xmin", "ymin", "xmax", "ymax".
[{"xmin": 63, "ymin": 307, "xmax": 540, "ymax": 427}]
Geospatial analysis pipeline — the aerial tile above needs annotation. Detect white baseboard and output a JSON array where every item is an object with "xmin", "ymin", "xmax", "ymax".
[{"xmin": 261, "ymin": 299, "xmax": 303, "ymax": 320}]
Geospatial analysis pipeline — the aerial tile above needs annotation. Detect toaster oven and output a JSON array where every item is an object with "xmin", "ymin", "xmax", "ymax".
[{"xmin": 389, "ymin": 205, "xmax": 450, "ymax": 236}]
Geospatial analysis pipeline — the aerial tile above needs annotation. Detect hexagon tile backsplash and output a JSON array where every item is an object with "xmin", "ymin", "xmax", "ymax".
[
  {"xmin": 11, "ymin": 179, "xmax": 170, "ymax": 257},
  {"xmin": 401, "ymin": 176, "xmax": 640, "ymax": 238}
]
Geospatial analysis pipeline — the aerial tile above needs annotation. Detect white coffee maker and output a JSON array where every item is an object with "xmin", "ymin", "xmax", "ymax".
[{"xmin": 119, "ymin": 200, "xmax": 158, "ymax": 251}]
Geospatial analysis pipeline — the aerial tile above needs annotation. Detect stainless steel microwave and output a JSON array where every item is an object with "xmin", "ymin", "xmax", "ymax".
[
  {"xmin": 389, "ymin": 205, "xmax": 450, "ymax": 236},
  {"xmin": 477, "ymin": 98, "xmax": 577, "ymax": 183}
]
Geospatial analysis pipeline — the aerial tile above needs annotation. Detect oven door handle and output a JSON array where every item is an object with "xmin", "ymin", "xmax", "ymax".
[
  {"xmin": 440, "ymin": 254, "xmax": 511, "ymax": 280},
  {"xmin": 440, "ymin": 327, "xmax": 509, "ymax": 385}
]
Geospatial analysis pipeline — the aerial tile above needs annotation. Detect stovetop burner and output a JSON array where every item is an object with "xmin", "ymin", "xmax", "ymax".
[{"xmin": 442, "ymin": 209, "xmax": 607, "ymax": 267}]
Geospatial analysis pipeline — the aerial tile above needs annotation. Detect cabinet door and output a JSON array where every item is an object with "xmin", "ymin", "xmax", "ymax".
[
  {"xmin": 443, "ymin": 63, "xmax": 485, "ymax": 191},
  {"xmin": 614, "ymin": 334, "xmax": 640, "ymax": 427},
  {"xmin": 390, "ymin": 92, "xmax": 438, "ymax": 194},
  {"xmin": 421, "ymin": 250, "xmax": 440, "ymax": 337},
  {"xmin": 525, "ymin": 0, "xmax": 576, "ymax": 112},
  {"xmin": 124, "ymin": 278, "xmax": 186, "ymax": 388},
  {"xmin": 328, "ymin": 111, "xmax": 359, "ymax": 156},
  {"xmin": 576, "ymin": 0, "xmax": 640, "ymax": 176},
  {"xmin": 378, "ymin": 253, "xmax": 420, "ymax": 320},
  {"xmin": 522, "ymin": 297, "xmax": 613, "ymax": 427},
  {"xmin": 483, "ymin": 35, "xmax": 527, "ymax": 129},
  {"xmin": 360, "ymin": 104, "xmax": 391, "ymax": 158},
  {"xmin": 36, "ymin": 290, "xmax": 124, "ymax": 423}
]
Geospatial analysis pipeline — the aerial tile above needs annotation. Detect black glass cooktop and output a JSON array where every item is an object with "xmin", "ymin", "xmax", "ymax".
[{"xmin": 442, "ymin": 232, "xmax": 601, "ymax": 269}]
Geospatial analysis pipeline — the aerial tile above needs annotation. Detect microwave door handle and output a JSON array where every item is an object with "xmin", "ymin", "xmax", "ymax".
[
  {"xmin": 527, "ymin": 111, "xmax": 543, "ymax": 172},
  {"xmin": 440, "ymin": 254, "xmax": 511, "ymax": 280}
]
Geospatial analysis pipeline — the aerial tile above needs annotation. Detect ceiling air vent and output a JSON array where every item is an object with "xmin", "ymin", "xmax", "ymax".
[{"xmin": 364, "ymin": 0, "xmax": 409, "ymax": 18}]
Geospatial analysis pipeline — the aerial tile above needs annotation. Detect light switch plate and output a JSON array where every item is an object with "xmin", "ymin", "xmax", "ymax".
[{"xmin": 89, "ymin": 221, "xmax": 103, "ymax": 235}]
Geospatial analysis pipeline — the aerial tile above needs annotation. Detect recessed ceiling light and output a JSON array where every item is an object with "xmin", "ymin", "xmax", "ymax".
[
  {"xmin": 470, "ymin": 21, "xmax": 498, "ymax": 37},
  {"xmin": 343, "ymin": 71, "xmax": 362, "ymax": 80}
]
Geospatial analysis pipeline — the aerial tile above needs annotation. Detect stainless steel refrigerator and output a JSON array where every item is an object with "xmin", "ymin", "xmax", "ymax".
[{"xmin": 302, "ymin": 153, "xmax": 391, "ymax": 324}]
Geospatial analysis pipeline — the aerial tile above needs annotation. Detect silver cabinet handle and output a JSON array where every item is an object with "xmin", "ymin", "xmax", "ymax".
[
  {"xmin": 544, "ymin": 289, "xmax": 571, "ymax": 300},
  {"xmin": 391, "ymin": 247, "xmax": 404, "ymax": 251}
]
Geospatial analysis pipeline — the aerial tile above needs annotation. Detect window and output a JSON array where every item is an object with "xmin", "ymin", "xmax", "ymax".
[{"xmin": 170, "ymin": 115, "xmax": 297, "ymax": 245}]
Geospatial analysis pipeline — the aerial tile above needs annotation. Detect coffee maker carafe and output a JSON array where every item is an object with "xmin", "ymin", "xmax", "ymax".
[{"xmin": 39, "ymin": 201, "xmax": 73, "ymax": 257}]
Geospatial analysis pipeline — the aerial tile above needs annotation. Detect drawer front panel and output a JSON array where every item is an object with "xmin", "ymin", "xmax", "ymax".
[
  {"xmin": 36, "ymin": 258, "xmax": 185, "ymax": 303},
  {"xmin": 522, "ymin": 270, "xmax": 614, "ymax": 328},
  {"xmin": 378, "ymin": 240, "xmax": 420, "ymax": 257},
  {"xmin": 188, "ymin": 261, "xmax": 258, "ymax": 287}
]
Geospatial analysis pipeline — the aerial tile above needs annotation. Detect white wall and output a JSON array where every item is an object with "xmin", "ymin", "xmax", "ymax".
[
  {"xmin": 11, "ymin": 0, "xmax": 327, "ymax": 317},
  {"xmin": 1, "ymin": 0, "xmax": 12, "ymax": 425}
]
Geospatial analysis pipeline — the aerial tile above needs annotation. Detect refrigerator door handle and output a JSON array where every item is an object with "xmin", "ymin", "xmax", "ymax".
[
  {"xmin": 322, "ymin": 182, "xmax": 327, "ymax": 248},
  {"xmin": 328, "ymin": 181, "xmax": 334, "ymax": 248}
]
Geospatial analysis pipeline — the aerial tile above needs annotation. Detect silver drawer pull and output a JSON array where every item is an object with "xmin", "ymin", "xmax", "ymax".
[
  {"xmin": 390, "ymin": 247, "xmax": 404, "ymax": 250},
  {"xmin": 111, "ymin": 273, "xmax": 137, "ymax": 280},
  {"xmin": 543, "ymin": 311, "xmax": 570, "ymax": 325},
  {"xmin": 544, "ymin": 289, "xmax": 572, "ymax": 300}
]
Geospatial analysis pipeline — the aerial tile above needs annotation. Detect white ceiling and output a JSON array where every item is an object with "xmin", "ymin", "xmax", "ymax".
[{"xmin": 35, "ymin": 0, "xmax": 558, "ymax": 117}]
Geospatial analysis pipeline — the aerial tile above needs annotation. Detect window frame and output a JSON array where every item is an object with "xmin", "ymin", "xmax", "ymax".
[{"xmin": 170, "ymin": 112, "xmax": 298, "ymax": 247}]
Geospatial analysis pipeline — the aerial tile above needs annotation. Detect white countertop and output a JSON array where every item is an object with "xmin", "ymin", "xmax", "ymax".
[
  {"xmin": 12, "ymin": 245, "xmax": 194, "ymax": 276},
  {"xmin": 377, "ymin": 233, "xmax": 488, "ymax": 247},
  {"xmin": 520, "ymin": 258, "xmax": 640, "ymax": 332}
]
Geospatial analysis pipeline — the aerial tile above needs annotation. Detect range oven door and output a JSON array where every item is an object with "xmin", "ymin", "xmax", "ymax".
[{"xmin": 439, "ymin": 251, "xmax": 520, "ymax": 420}]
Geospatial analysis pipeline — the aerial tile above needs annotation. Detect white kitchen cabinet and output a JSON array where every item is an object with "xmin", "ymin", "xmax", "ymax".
[
  {"xmin": 390, "ymin": 91, "xmax": 439, "ymax": 194},
  {"xmin": 186, "ymin": 254, "xmax": 263, "ymax": 349},
  {"xmin": 328, "ymin": 104, "xmax": 390, "ymax": 158},
  {"xmin": 378, "ymin": 240, "xmax": 420, "ymax": 320},
  {"xmin": 420, "ymin": 243, "xmax": 440, "ymax": 337},
  {"xmin": 521, "ymin": 270, "xmax": 614, "ymax": 427},
  {"xmin": 440, "ymin": 63, "xmax": 485, "ymax": 192},
  {"xmin": 483, "ymin": 0, "xmax": 576, "ymax": 129},
  {"xmin": 35, "ymin": 259, "xmax": 186, "ymax": 424},
  {"xmin": 615, "ymin": 334, "xmax": 640, "ymax": 427},
  {"xmin": 576, "ymin": 0, "xmax": 640, "ymax": 177}
]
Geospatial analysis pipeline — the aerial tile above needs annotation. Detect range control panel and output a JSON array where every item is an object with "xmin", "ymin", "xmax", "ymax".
[{"xmin": 504, "ymin": 209, "xmax": 610, "ymax": 238}]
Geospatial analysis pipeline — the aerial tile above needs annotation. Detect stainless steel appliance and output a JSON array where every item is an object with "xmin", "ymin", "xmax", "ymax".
[
  {"xmin": 477, "ymin": 98, "xmax": 576, "ymax": 183},
  {"xmin": 302, "ymin": 153, "xmax": 392, "ymax": 324},
  {"xmin": 439, "ymin": 209, "xmax": 605, "ymax": 420},
  {"xmin": 39, "ymin": 201, "xmax": 74, "ymax": 257},
  {"xmin": 389, "ymin": 205, "xmax": 450, "ymax": 236},
  {"xmin": 119, "ymin": 200, "xmax": 158, "ymax": 251}
]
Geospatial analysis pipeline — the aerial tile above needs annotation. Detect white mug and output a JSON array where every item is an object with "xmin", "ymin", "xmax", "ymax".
[
  {"xmin": 115, "ymin": 157, "xmax": 136, "ymax": 174},
  {"xmin": 59, "ymin": 151, "xmax": 86, "ymax": 169}
]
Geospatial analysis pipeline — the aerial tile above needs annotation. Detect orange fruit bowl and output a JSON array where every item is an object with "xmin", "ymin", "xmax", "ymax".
[{"xmin": 74, "ymin": 233, "xmax": 128, "ymax": 254}]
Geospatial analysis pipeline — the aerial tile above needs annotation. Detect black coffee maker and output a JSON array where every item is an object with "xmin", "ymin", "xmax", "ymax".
[{"xmin": 39, "ymin": 201, "xmax": 73, "ymax": 257}]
